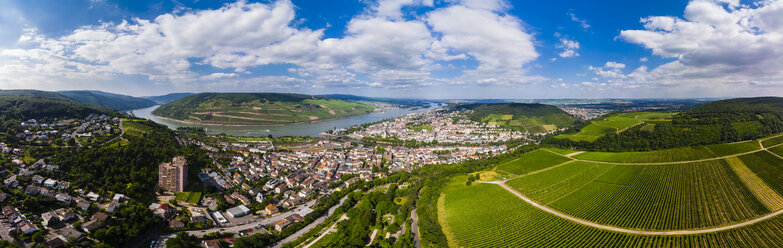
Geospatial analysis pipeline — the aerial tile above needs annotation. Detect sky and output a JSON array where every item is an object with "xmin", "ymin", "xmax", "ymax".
[{"xmin": 1, "ymin": 0, "xmax": 782, "ymax": 99}]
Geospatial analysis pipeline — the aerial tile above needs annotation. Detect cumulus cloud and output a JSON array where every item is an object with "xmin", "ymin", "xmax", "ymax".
[
  {"xmin": 556, "ymin": 38, "xmax": 580, "ymax": 58},
  {"xmin": 0, "ymin": 0, "xmax": 543, "ymax": 91},
  {"xmin": 618, "ymin": 0, "xmax": 783, "ymax": 89}
]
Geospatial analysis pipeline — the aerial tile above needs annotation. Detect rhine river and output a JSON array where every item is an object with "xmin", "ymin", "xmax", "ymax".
[{"xmin": 129, "ymin": 103, "xmax": 441, "ymax": 137}]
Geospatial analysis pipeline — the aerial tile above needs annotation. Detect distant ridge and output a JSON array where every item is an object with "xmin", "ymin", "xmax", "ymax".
[
  {"xmin": 142, "ymin": 92, "xmax": 195, "ymax": 104},
  {"xmin": 152, "ymin": 92, "xmax": 377, "ymax": 125},
  {"xmin": 58, "ymin": 90, "xmax": 157, "ymax": 110}
]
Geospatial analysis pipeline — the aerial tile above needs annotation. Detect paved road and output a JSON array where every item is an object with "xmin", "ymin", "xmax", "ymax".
[
  {"xmin": 272, "ymin": 194, "xmax": 350, "ymax": 248},
  {"xmin": 411, "ymin": 209, "xmax": 421, "ymax": 248},
  {"xmin": 485, "ymin": 181, "xmax": 783, "ymax": 236}
]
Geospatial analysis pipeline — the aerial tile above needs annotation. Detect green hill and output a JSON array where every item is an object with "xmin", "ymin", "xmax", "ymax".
[
  {"xmin": 0, "ymin": 89, "xmax": 74, "ymax": 101},
  {"xmin": 142, "ymin": 92, "xmax": 195, "ymax": 104},
  {"xmin": 0, "ymin": 95, "xmax": 115, "ymax": 120},
  {"xmin": 453, "ymin": 103, "xmax": 577, "ymax": 133},
  {"xmin": 557, "ymin": 112, "xmax": 674, "ymax": 142},
  {"xmin": 151, "ymin": 93, "xmax": 377, "ymax": 125},
  {"xmin": 58, "ymin": 90, "xmax": 157, "ymax": 110},
  {"xmin": 546, "ymin": 97, "xmax": 783, "ymax": 151}
]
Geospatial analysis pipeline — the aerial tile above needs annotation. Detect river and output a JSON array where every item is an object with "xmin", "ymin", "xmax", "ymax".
[{"xmin": 129, "ymin": 103, "xmax": 442, "ymax": 137}]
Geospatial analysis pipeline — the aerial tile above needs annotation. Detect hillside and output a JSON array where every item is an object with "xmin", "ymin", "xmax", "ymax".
[
  {"xmin": 58, "ymin": 90, "xmax": 157, "ymax": 110},
  {"xmin": 152, "ymin": 93, "xmax": 377, "ymax": 125},
  {"xmin": 0, "ymin": 89, "xmax": 74, "ymax": 101},
  {"xmin": 0, "ymin": 95, "xmax": 115, "ymax": 120},
  {"xmin": 143, "ymin": 92, "xmax": 195, "ymax": 104},
  {"xmin": 453, "ymin": 103, "xmax": 577, "ymax": 133},
  {"xmin": 557, "ymin": 112, "xmax": 674, "ymax": 142},
  {"xmin": 546, "ymin": 97, "xmax": 783, "ymax": 151},
  {"xmin": 439, "ymin": 135, "xmax": 783, "ymax": 247}
]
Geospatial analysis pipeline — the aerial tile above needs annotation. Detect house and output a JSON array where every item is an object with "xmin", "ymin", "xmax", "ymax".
[
  {"xmin": 149, "ymin": 203, "xmax": 174, "ymax": 218},
  {"xmin": 112, "ymin": 194, "xmax": 125, "ymax": 203},
  {"xmin": 106, "ymin": 202, "xmax": 120, "ymax": 212},
  {"xmin": 57, "ymin": 181, "xmax": 70, "ymax": 190},
  {"xmin": 25, "ymin": 185, "xmax": 41, "ymax": 195},
  {"xmin": 0, "ymin": 193, "xmax": 7, "ymax": 203},
  {"xmin": 55, "ymin": 208, "xmax": 77, "ymax": 222},
  {"xmin": 223, "ymin": 194, "xmax": 236, "ymax": 205},
  {"xmin": 169, "ymin": 219, "xmax": 185, "ymax": 229},
  {"xmin": 55, "ymin": 193, "xmax": 72, "ymax": 204},
  {"xmin": 93, "ymin": 212, "xmax": 110, "ymax": 223},
  {"xmin": 32, "ymin": 175, "xmax": 44, "ymax": 184},
  {"xmin": 191, "ymin": 215, "xmax": 210, "ymax": 226},
  {"xmin": 45, "ymin": 237, "xmax": 65, "ymax": 248},
  {"xmin": 265, "ymin": 204, "xmax": 279, "ymax": 216},
  {"xmin": 203, "ymin": 239, "xmax": 224, "ymax": 248},
  {"xmin": 42, "ymin": 211, "xmax": 60, "ymax": 226},
  {"xmin": 274, "ymin": 219, "xmax": 291, "ymax": 232},
  {"xmin": 81, "ymin": 220, "xmax": 100, "ymax": 233},
  {"xmin": 226, "ymin": 205, "xmax": 251, "ymax": 218},
  {"xmin": 58, "ymin": 227, "xmax": 84, "ymax": 242},
  {"xmin": 86, "ymin": 192, "xmax": 99, "ymax": 201},
  {"xmin": 44, "ymin": 178, "xmax": 58, "ymax": 188},
  {"xmin": 286, "ymin": 214, "xmax": 304, "ymax": 223},
  {"xmin": 76, "ymin": 199, "xmax": 92, "ymax": 211},
  {"xmin": 255, "ymin": 193, "xmax": 265, "ymax": 203},
  {"xmin": 20, "ymin": 222, "xmax": 38, "ymax": 235},
  {"xmin": 4, "ymin": 175, "xmax": 17, "ymax": 187}
]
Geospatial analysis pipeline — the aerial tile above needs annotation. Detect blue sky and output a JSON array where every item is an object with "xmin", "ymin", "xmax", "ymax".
[{"xmin": 1, "ymin": 0, "xmax": 782, "ymax": 98}]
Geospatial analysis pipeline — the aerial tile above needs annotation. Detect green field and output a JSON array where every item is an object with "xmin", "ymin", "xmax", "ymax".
[
  {"xmin": 456, "ymin": 103, "xmax": 576, "ymax": 134},
  {"xmin": 441, "ymin": 176, "xmax": 783, "ymax": 248},
  {"xmin": 496, "ymin": 149, "xmax": 572, "ymax": 175},
  {"xmin": 557, "ymin": 112, "xmax": 674, "ymax": 142},
  {"xmin": 439, "ymin": 135, "xmax": 783, "ymax": 247}
]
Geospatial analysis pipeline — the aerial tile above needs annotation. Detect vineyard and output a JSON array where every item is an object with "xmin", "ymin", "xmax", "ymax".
[
  {"xmin": 439, "ymin": 133, "xmax": 783, "ymax": 247},
  {"xmin": 572, "ymin": 141, "xmax": 760, "ymax": 163},
  {"xmin": 442, "ymin": 178, "xmax": 783, "ymax": 248},
  {"xmin": 496, "ymin": 149, "xmax": 572, "ymax": 175}
]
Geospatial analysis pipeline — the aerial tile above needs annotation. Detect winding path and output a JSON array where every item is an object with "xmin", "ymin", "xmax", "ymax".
[{"xmin": 483, "ymin": 181, "xmax": 783, "ymax": 236}]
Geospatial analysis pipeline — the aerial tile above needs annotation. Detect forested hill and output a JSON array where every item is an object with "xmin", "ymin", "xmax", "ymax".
[
  {"xmin": 685, "ymin": 97, "xmax": 783, "ymax": 113},
  {"xmin": 546, "ymin": 97, "xmax": 783, "ymax": 151},
  {"xmin": 142, "ymin": 92, "xmax": 194, "ymax": 104},
  {"xmin": 58, "ymin": 90, "xmax": 157, "ymax": 110},
  {"xmin": 152, "ymin": 92, "xmax": 377, "ymax": 125},
  {"xmin": 0, "ymin": 95, "xmax": 116, "ymax": 120},
  {"xmin": 453, "ymin": 103, "xmax": 578, "ymax": 133}
]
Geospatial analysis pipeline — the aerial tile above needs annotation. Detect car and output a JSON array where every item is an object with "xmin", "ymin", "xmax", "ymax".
[{"xmin": 220, "ymin": 228, "xmax": 225, "ymax": 231}]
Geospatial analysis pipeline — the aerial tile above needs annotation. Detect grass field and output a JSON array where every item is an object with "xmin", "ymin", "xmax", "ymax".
[
  {"xmin": 556, "ymin": 112, "xmax": 674, "ymax": 142},
  {"xmin": 174, "ymin": 192, "xmax": 189, "ymax": 202},
  {"xmin": 187, "ymin": 192, "xmax": 202, "ymax": 204},
  {"xmin": 496, "ymin": 150, "xmax": 573, "ymax": 175},
  {"xmin": 440, "ymin": 176, "xmax": 783, "ymax": 248}
]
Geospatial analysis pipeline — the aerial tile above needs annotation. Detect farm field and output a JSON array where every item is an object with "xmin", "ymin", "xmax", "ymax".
[
  {"xmin": 572, "ymin": 140, "xmax": 761, "ymax": 163},
  {"xmin": 556, "ymin": 111, "xmax": 674, "ymax": 142},
  {"xmin": 440, "ymin": 176, "xmax": 783, "ymax": 248},
  {"xmin": 496, "ymin": 149, "xmax": 572, "ymax": 175},
  {"xmin": 437, "ymin": 134, "xmax": 783, "ymax": 247}
]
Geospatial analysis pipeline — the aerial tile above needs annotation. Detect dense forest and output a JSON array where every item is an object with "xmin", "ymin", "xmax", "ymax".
[
  {"xmin": 152, "ymin": 93, "xmax": 342, "ymax": 120},
  {"xmin": 545, "ymin": 97, "xmax": 783, "ymax": 151}
]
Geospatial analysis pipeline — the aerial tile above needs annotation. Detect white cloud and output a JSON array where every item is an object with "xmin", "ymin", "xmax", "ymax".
[
  {"xmin": 0, "ymin": 0, "xmax": 544, "ymax": 91},
  {"xmin": 568, "ymin": 11, "xmax": 590, "ymax": 29},
  {"xmin": 427, "ymin": 4, "xmax": 538, "ymax": 72},
  {"xmin": 619, "ymin": 0, "xmax": 783, "ymax": 89},
  {"xmin": 556, "ymin": 38, "xmax": 580, "ymax": 58},
  {"xmin": 589, "ymin": 61, "xmax": 627, "ymax": 78},
  {"xmin": 639, "ymin": 57, "xmax": 649, "ymax": 62}
]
